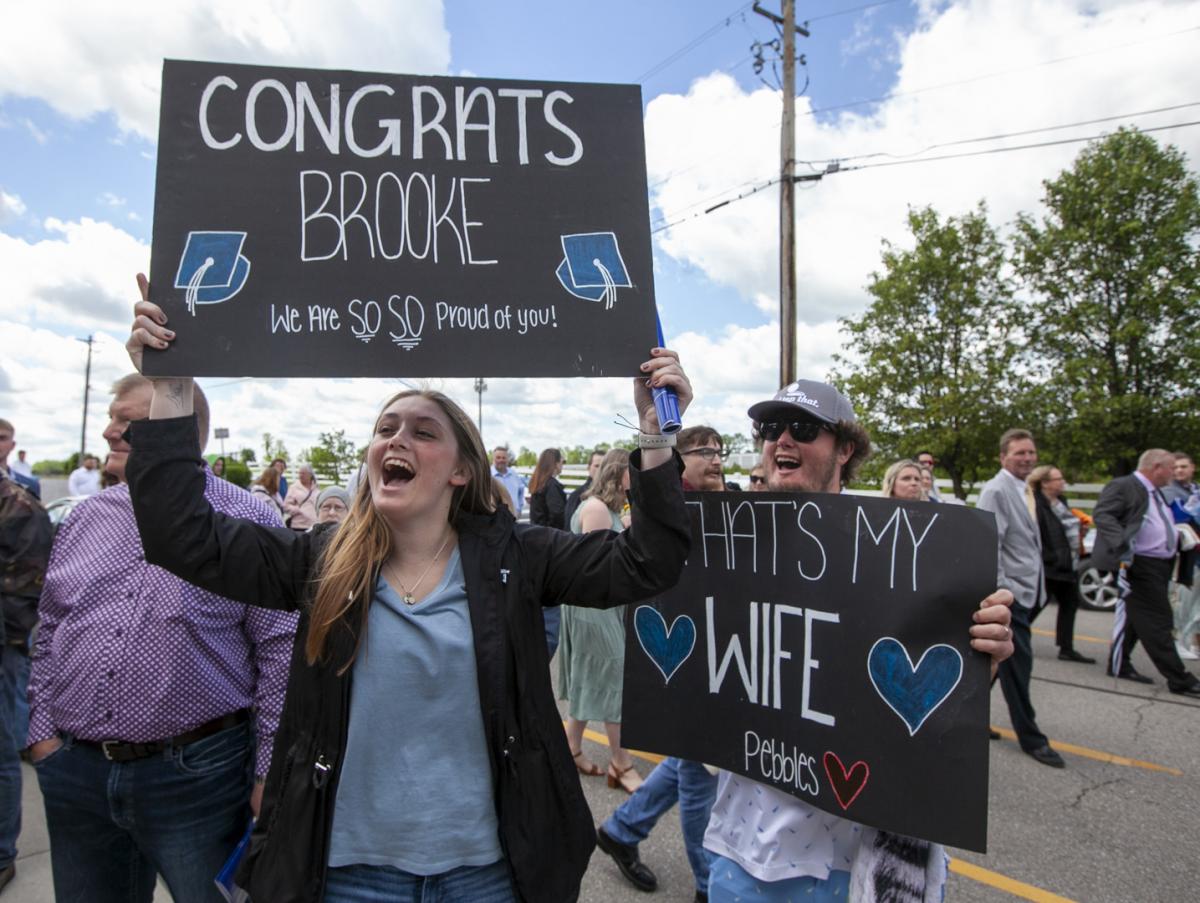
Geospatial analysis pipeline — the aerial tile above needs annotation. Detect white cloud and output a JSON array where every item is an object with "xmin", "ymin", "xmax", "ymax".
[
  {"xmin": 0, "ymin": 0, "xmax": 452, "ymax": 140},
  {"xmin": 0, "ymin": 190, "xmax": 26, "ymax": 220},
  {"xmin": 0, "ymin": 217, "xmax": 149, "ymax": 330},
  {"xmin": 0, "ymin": 325, "xmax": 133, "ymax": 459},
  {"xmin": 7, "ymin": 0, "xmax": 1197, "ymax": 469},
  {"xmin": 646, "ymin": 0, "xmax": 1200, "ymax": 327},
  {"xmin": 98, "ymin": 192, "xmax": 127, "ymax": 208}
]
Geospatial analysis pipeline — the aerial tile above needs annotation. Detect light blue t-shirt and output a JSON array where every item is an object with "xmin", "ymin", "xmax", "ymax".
[{"xmin": 327, "ymin": 549, "xmax": 503, "ymax": 874}]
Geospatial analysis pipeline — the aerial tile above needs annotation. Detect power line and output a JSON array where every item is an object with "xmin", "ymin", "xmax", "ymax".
[
  {"xmin": 649, "ymin": 119, "xmax": 1200, "ymax": 233},
  {"xmin": 836, "ymin": 119, "xmax": 1200, "ymax": 173},
  {"xmin": 801, "ymin": 101, "xmax": 1200, "ymax": 166},
  {"xmin": 652, "ymin": 105, "xmax": 1198, "ymax": 229},
  {"xmin": 635, "ymin": 2, "xmax": 755, "ymax": 83},
  {"xmin": 806, "ymin": 0, "xmax": 903, "ymax": 25},
  {"xmin": 649, "ymin": 174, "xmax": 771, "ymax": 229},
  {"xmin": 652, "ymin": 177, "xmax": 781, "ymax": 234},
  {"xmin": 646, "ymin": 23, "xmax": 1200, "ymax": 193},
  {"xmin": 804, "ymin": 24, "xmax": 1200, "ymax": 120}
]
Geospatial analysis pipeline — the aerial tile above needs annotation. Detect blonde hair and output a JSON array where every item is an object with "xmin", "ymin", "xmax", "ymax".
[
  {"xmin": 305, "ymin": 389, "xmax": 495, "ymax": 670},
  {"xmin": 582, "ymin": 448, "xmax": 630, "ymax": 513},
  {"xmin": 881, "ymin": 459, "xmax": 922, "ymax": 499}
]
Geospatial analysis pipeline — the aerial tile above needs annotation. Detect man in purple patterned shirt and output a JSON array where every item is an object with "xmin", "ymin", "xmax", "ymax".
[{"xmin": 26, "ymin": 374, "xmax": 297, "ymax": 903}]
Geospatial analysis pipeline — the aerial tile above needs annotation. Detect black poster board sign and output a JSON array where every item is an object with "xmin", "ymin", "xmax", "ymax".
[
  {"xmin": 622, "ymin": 492, "xmax": 998, "ymax": 852},
  {"xmin": 145, "ymin": 59, "xmax": 657, "ymax": 378}
]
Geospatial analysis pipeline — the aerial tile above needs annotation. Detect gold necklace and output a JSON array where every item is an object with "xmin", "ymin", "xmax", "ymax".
[{"xmin": 386, "ymin": 530, "xmax": 454, "ymax": 606}]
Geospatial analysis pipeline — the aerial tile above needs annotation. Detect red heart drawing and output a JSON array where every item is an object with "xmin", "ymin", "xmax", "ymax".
[{"xmin": 823, "ymin": 751, "xmax": 870, "ymax": 811}]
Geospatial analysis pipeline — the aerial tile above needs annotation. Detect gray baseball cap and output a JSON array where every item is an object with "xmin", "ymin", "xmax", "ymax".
[{"xmin": 748, "ymin": 380, "xmax": 857, "ymax": 426}]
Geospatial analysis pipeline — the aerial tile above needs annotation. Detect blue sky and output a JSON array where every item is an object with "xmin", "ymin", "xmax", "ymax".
[{"xmin": 2, "ymin": 1, "xmax": 1197, "ymax": 465}]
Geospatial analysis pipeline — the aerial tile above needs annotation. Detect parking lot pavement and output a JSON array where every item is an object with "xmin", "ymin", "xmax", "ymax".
[
  {"xmin": 13, "ymin": 603, "xmax": 1197, "ymax": 901},
  {"xmin": 573, "ymin": 603, "xmax": 1200, "ymax": 903}
]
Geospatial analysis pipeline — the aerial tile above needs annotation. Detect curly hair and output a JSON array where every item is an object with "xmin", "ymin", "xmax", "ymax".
[{"xmin": 833, "ymin": 419, "xmax": 872, "ymax": 486}]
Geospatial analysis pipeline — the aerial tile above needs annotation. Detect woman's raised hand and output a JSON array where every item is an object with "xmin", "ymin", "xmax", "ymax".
[
  {"xmin": 633, "ymin": 347, "xmax": 693, "ymax": 434},
  {"xmin": 126, "ymin": 273, "xmax": 175, "ymax": 373}
]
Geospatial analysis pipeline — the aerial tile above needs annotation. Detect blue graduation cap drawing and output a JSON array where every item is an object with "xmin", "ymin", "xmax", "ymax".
[
  {"xmin": 173, "ymin": 231, "xmax": 252, "ymax": 316},
  {"xmin": 555, "ymin": 231, "xmax": 632, "ymax": 310}
]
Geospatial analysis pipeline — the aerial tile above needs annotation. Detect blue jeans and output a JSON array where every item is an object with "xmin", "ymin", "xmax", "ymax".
[
  {"xmin": 35, "ymin": 721, "xmax": 253, "ymax": 902},
  {"xmin": 324, "ymin": 859, "xmax": 516, "ymax": 902},
  {"xmin": 602, "ymin": 757, "xmax": 718, "ymax": 892},
  {"xmin": 0, "ymin": 643, "xmax": 31, "ymax": 869}
]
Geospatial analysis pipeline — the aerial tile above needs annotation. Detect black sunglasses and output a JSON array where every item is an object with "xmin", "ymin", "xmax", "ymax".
[
  {"xmin": 754, "ymin": 419, "xmax": 830, "ymax": 444},
  {"xmin": 749, "ymin": 475, "xmax": 766, "ymax": 484}
]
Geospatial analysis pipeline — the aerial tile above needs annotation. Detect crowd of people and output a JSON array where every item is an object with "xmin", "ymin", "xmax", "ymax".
[{"xmin": 0, "ymin": 278, "xmax": 1194, "ymax": 901}]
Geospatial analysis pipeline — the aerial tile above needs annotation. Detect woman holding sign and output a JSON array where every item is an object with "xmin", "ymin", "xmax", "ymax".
[{"xmin": 121, "ymin": 278, "xmax": 694, "ymax": 903}]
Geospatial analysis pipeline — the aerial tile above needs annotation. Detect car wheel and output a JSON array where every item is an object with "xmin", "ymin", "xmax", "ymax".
[{"xmin": 1077, "ymin": 560, "xmax": 1118, "ymax": 611}]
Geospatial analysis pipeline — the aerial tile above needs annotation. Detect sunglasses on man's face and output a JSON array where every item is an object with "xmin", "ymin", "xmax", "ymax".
[
  {"xmin": 749, "ymin": 475, "xmax": 766, "ymax": 485},
  {"xmin": 754, "ymin": 420, "xmax": 829, "ymax": 444}
]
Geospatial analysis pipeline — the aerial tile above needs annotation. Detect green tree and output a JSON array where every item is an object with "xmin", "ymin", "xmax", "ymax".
[
  {"xmin": 304, "ymin": 447, "xmax": 338, "ymax": 484},
  {"xmin": 832, "ymin": 204, "xmax": 1025, "ymax": 498},
  {"xmin": 721, "ymin": 433, "xmax": 752, "ymax": 455},
  {"xmin": 516, "ymin": 447, "xmax": 537, "ymax": 467},
  {"xmin": 309, "ymin": 429, "xmax": 357, "ymax": 482},
  {"xmin": 239, "ymin": 447, "xmax": 256, "ymax": 464},
  {"xmin": 223, "ymin": 458, "xmax": 251, "ymax": 488},
  {"xmin": 1014, "ymin": 127, "xmax": 1200, "ymax": 476},
  {"xmin": 261, "ymin": 433, "xmax": 289, "ymax": 464}
]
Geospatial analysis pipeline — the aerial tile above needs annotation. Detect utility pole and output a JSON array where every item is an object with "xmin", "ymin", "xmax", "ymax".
[
  {"xmin": 780, "ymin": 0, "xmax": 797, "ymax": 387},
  {"xmin": 473, "ymin": 377, "xmax": 487, "ymax": 434},
  {"xmin": 77, "ymin": 335, "xmax": 94, "ymax": 463},
  {"xmin": 753, "ymin": 1, "xmax": 809, "ymax": 387}
]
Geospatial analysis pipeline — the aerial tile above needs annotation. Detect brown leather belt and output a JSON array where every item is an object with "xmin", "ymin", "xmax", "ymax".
[{"xmin": 78, "ymin": 709, "xmax": 249, "ymax": 763}]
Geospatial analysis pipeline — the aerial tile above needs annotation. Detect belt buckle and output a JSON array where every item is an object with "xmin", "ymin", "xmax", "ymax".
[{"xmin": 100, "ymin": 740, "xmax": 123, "ymax": 761}]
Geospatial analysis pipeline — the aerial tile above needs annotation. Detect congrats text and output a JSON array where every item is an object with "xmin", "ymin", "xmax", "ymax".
[{"xmin": 145, "ymin": 60, "xmax": 658, "ymax": 378}]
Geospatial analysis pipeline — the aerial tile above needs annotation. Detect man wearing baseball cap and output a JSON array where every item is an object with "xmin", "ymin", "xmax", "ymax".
[{"xmin": 702, "ymin": 380, "xmax": 1015, "ymax": 902}]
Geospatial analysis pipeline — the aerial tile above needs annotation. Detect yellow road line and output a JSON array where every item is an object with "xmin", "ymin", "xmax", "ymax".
[
  {"xmin": 573, "ymin": 724, "xmax": 1086, "ymax": 900},
  {"xmin": 949, "ymin": 858, "xmax": 1077, "ymax": 902},
  {"xmin": 1032, "ymin": 627, "xmax": 1109, "ymax": 646},
  {"xmin": 989, "ymin": 726, "xmax": 1182, "ymax": 775},
  {"xmin": 579, "ymin": 726, "xmax": 664, "ymax": 764}
]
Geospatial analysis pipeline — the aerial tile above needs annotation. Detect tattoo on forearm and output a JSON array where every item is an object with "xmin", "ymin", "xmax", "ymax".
[{"xmin": 165, "ymin": 379, "xmax": 187, "ymax": 411}]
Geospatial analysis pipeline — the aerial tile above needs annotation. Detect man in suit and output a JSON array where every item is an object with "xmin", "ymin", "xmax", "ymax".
[
  {"xmin": 977, "ymin": 429, "xmax": 1065, "ymax": 767},
  {"xmin": 1093, "ymin": 449, "xmax": 1200, "ymax": 696}
]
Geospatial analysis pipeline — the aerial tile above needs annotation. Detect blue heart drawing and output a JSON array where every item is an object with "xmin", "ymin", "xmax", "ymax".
[
  {"xmin": 634, "ymin": 605, "xmax": 696, "ymax": 685},
  {"xmin": 867, "ymin": 638, "xmax": 963, "ymax": 736}
]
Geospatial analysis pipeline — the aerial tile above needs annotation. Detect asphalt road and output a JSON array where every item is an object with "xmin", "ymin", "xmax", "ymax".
[
  {"xmin": 9, "ymin": 603, "xmax": 1198, "ymax": 901},
  {"xmin": 572, "ymin": 603, "xmax": 1200, "ymax": 903}
]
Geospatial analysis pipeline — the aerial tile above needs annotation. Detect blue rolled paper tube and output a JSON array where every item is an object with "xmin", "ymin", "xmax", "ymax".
[{"xmin": 653, "ymin": 315, "xmax": 682, "ymax": 434}]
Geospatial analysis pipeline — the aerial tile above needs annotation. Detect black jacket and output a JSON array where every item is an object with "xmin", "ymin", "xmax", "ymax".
[
  {"xmin": 126, "ymin": 415, "xmax": 690, "ymax": 903},
  {"xmin": 1034, "ymin": 492, "xmax": 1075, "ymax": 582},
  {"xmin": 529, "ymin": 478, "xmax": 567, "ymax": 530},
  {"xmin": 1091, "ymin": 474, "xmax": 1154, "ymax": 572},
  {"xmin": 0, "ymin": 475, "xmax": 52, "ymax": 646},
  {"xmin": 563, "ymin": 477, "xmax": 591, "ymax": 527}
]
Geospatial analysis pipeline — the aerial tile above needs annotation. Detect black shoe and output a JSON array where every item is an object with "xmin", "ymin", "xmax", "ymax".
[
  {"xmin": 988, "ymin": 728, "xmax": 1001, "ymax": 740},
  {"xmin": 1109, "ymin": 668, "xmax": 1154, "ymax": 685},
  {"xmin": 1027, "ymin": 745, "xmax": 1066, "ymax": 768},
  {"xmin": 0, "ymin": 863, "xmax": 14, "ymax": 894},
  {"xmin": 1169, "ymin": 681, "xmax": 1200, "ymax": 698},
  {"xmin": 695, "ymin": 893, "xmax": 708, "ymax": 903},
  {"xmin": 1058, "ymin": 649, "xmax": 1096, "ymax": 664},
  {"xmin": 597, "ymin": 826, "xmax": 658, "ymax": 892}
]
